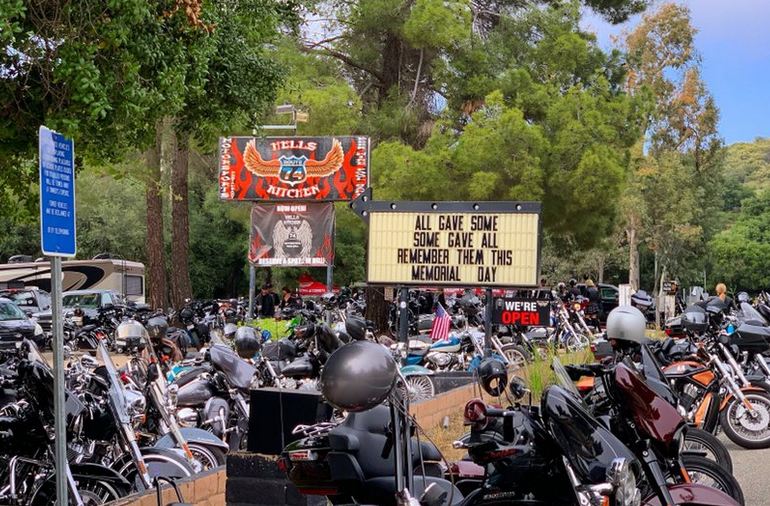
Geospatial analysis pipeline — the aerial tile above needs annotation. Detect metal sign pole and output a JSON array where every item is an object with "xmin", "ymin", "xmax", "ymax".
[
  {"xmin": 398, "ymin": 287, "xmax": 409, "ymax": 345},
  {"xmin": 248, "ymin": 264, "xmax": 256, "ymax": 320},
  {"xmin": 326, "ymin": 264, "xmax": 333, "ymax": 293},
  {"xmin": 484, "ymin": 287, "xmax": 493, "ymax": 356},
  {"xmin": 51, "ymin": 256, "xmax": 68, "ymax": 503}
]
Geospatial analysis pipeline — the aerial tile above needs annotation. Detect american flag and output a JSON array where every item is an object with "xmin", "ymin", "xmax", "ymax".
[{"xmin": 430, "ymin": 303, "xmax": 452, "ymax": 342}]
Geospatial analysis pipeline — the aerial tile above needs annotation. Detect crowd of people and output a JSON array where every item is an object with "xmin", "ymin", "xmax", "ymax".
[{"xmin": 254, "ymin": 284, "xmax": 303, "ymax": 318}]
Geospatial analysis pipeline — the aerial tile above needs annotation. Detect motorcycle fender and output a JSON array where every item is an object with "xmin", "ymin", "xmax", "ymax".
[
  {"xmin": 643, "ymin": 483, "xmax": 740, "ymax": 506},
  {"xmin": 153, "ymin": 427, "xmax": 229, "ymax": 451},
  {"xmin": 400, "ymin": 365, "xmax": 434, "ymax": 376},
  {"xmin": 70, "ymin": 463, "xmax": 132, "ymax": 487},
  {"xmin": 719, "ymin": 386, "xmax": 766, "ymax": 411}
]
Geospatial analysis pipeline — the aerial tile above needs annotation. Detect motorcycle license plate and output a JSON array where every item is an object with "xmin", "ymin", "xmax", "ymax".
[{"xmin": 289, "ymin": 450, "xmax": 318, "ymax": 461}]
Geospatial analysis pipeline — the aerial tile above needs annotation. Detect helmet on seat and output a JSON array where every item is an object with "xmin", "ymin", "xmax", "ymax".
[
  {"xmin": 233, "ymin": 326, "xmax": 261, "ymax": 359},
  {"xmin": 605, "ymin": 305, "xmax": 646, "ymax": 344},
  {"xmin": 321, "ymin": 341, "xmax": 397, "ymax": 412}
]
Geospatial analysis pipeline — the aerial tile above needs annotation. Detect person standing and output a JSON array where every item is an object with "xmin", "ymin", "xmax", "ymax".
[
  {"xmin": 585, "ymin": 279, "xmax": 602, "ymax": 331},
  {"xmin": 715, "ymin": 283, "xmax": 735, "ymax": 310},
  {"xmin": 256, "ymin": 284, "xmax": 278, "ymax": 318},
  {"xmin": 279, "ymin": 286, "xmax": 300, "ymax": 310}
]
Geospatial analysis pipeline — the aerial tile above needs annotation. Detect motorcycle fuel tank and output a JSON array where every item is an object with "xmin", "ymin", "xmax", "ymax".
[{"xmin": 176, "ymin": 378, "xmax": 215, "ymax": 407}]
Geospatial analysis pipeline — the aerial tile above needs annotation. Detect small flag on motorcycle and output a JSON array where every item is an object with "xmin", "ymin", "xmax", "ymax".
[{"xmin": 431, "ymin": 303, "xmax": 452, "ymax": 342}]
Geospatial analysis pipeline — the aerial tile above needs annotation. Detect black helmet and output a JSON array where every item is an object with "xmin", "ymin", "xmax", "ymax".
[
  {"xmin": 223, "ymin": 323, "xmax": 238, "ymax": 340},
  {"xmin": 146, "ymin": 316, "xmax": 168, "ymax": 341},
  {"xmin": 345, "ymin": 317, "xmax": 367, "ymax": 341},
  {"xmin": 233, "ymin": 326, "xmax": 261, "ymax": 359},
  {"xmin": 179, "ymin": 307, "xmax": 194, "ymax": 321},
  {"xmin": 477, "ymin": 358, "xmax": 508, "ymax": 397},
  {"xmin": 321, "ymin": 341, "xmax": 397, "ymax": 412},
  {"xmin": 509, "ymin": 376, "xmax": 527, "ymax": 400},
  {"xmin": 569, "ymin": 278, "xmax": 577, "ymax": 287}
]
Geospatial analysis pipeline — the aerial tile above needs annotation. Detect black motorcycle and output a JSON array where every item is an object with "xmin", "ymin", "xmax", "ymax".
[{"xmin": 0, "ymin": 340, "xmax": 132, "ymax": 505}]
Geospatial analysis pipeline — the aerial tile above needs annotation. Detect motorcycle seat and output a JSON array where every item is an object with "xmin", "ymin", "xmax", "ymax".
[{"xmin": 281, "ymin": 357, "xmax": 315, "ymax": 378}]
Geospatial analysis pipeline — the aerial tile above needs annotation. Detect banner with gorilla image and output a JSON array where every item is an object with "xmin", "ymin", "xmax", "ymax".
[{"xmin": 248, "ymin": 203, "xmax": 335, "ymax": 266}]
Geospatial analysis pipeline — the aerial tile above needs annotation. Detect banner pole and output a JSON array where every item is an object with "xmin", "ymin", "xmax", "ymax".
[{"xmin": 248, "ymin": 264, "xmax": 256, "ymax": 320}]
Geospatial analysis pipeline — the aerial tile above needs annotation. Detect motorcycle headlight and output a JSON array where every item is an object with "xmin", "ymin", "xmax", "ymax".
[
  {"xmin": 34, "ymin": 323, "xmax": 44, "ymax": 337},
  {"xmin": 607, "ymin": 458, "xmax": 641, "ymax": 506},
  {"xmin": 177, "ymin": 407, "xmax": 199, "ymax": 428}
]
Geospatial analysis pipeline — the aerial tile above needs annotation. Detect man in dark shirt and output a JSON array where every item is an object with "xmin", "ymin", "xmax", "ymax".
[{"xmin": 256, "ymin": 284, "xmax": 279, "ymax": 318}]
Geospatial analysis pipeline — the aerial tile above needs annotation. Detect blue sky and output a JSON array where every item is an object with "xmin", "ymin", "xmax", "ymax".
[{"xmin": 581, "ymin": 0, "xmax": 770, "ymax": 145}]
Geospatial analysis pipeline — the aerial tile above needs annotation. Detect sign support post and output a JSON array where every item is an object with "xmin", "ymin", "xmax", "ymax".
[
  {"xmin": 484, "ymin": 287, "xmax": 493, "ymax": 356},
  {"xmin": 248, "ymin": 264, "xmax": 256, "ymax": 320},
  {"xmin": 39, "ymin": 126, "xmax": 77, "ymax": 505},
  {"xmin": 326, "ymin": 265, "xmax": 333, "ymax": 293},
  {"xmin": 398, "ymin": 287, "xmax": 409, "ymax": 346},
  {"xmin": 51, "ymin": 256, "xmax": 68, "ymax": 503}
]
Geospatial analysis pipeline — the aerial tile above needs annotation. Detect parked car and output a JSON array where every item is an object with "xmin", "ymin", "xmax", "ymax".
[
  {"xmin": 0, "ymin": 287, "xmax": 51, "ymax": 316},
  {"xmin": 34, "ymin": 289, "xmax": 125, "ymax": 331},
  {"xmin": 0, "ymin": 297, "xmax": 44, "ymax": 348}
]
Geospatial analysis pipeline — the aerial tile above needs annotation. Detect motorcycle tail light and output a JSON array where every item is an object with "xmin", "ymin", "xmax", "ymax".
[{"xmin": 463, "ymin": 399, "xmax": 487, "ymax": 426}]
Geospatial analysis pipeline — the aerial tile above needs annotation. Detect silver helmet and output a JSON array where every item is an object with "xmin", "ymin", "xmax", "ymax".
[{"xmin": 605, "ymin": 305, "xmax": 647, "ymax": 344}]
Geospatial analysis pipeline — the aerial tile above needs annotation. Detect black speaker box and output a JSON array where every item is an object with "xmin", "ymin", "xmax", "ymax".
[{"xmin": 247, "ymin": 388, "xmax": 332, "ymax": 455}]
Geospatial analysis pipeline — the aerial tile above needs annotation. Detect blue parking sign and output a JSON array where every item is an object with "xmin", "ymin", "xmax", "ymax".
[{"xmin": 39, "ymin": 126, "xmax": 77, "ymax": 257}]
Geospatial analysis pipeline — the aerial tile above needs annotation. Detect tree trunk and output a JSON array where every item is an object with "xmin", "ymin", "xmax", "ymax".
[
  {"xmin": 597, "ymin": 254, "xmax": 605, "ymax": 284},
  {"xmin": 627, "ymin": 227, "xmax": 640, "ymax": 291},
  {"xmin": 169, "ymin": 129, "xmax": 193, "ymax": 309},
  {"xmin": 365, "ymin": 285, "xmax": 390, "ymax": 337},
  {"xmin": 146, "ymin": 122, "xmax": 168, "ymax": 310}
]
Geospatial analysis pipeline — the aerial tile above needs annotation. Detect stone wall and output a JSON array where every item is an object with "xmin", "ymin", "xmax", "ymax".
[
  {"xmin": 108, "ymin": 467, "xmax": 225, "ymax": 506},
  {"xmin": 409, "ymin": 383, "xmax": 480, "ymax": 429}
]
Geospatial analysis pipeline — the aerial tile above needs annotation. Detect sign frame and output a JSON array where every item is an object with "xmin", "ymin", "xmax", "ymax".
[
  {"xmin": 39, "ymin": 126, "xmax": 77, "ymax": 257},
  {"xmin": 218, "ymin": 135, "xmax": 370, "ymax": 202},
  {"xmin": 350, "ymin": 188, "xmax": 542, "ymax": 288}
]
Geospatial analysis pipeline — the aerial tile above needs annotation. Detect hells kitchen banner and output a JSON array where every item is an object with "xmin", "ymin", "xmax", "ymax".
[
  {"xmin": 248, "ymin": 203, "xmax": 335, "ymax": 267},
  {"xmin": 219, "ymin": 136, "xmax": 369, "ymax": 201}
]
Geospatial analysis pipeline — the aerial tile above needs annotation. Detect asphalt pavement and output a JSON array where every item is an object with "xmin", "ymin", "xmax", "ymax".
[{"xmin": 723, "ymin": 436, "xmax": 770, "ymax": 506}]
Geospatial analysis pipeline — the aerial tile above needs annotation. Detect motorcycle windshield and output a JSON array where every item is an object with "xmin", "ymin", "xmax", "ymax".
[
  {"xmin": 739, "ymin": 302, "xmax": 767, "ymax": 326},
  {"xmin": 542, "ymin": 384, "xmax": 637, "ymax": 484},
  {"xmin": 210, "ymin": 343, "xmax": 256, "ymax": 390},
  {"xmin": 639, "ymin": 345, "xmax": 678, "ymax": 406},
  {"xmin": 97, "ymin": 340, "xmax": 132, "ymax": 424}
]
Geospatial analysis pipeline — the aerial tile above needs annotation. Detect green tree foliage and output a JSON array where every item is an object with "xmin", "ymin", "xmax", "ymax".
[{"xmin": 711, "ymin": 191, "xmax": 770, "ymax": 292}]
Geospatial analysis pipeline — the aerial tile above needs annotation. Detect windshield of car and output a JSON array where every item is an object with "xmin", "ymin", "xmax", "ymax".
[
  {"xmin": 63, "ymin": 293, "xmax": 100, "ymax": 308},
  {"xmin": 0, "ymin": 291, "xmax": 36, "ymax": 307},
  {"xmin": 0, "ymin": 301, "xmax": 26, "ymax": 321}
]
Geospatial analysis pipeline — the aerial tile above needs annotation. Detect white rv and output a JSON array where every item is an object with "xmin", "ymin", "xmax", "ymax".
[{"xmin": 0, "ymin": 258, "xmax": 145, "ymax": 303}]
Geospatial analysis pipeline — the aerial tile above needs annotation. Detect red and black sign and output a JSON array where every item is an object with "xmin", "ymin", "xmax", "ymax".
[
  {"xmin": 248, "ymin": 203, "xmax": 334, "ymax": 267},
  {"xmin": 219, "ymin": 136, "xmax": 369, "ymax": 201},
  {"xmin": 491, "ymin": 297, "xmax": 550, "ymax": 326}
]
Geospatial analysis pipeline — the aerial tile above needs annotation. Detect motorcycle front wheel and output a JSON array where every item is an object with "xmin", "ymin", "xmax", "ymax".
[
  {"xmin": 677, "ymin": 454, "xmax": 745, "ymax": 505},
  {"xmin": 682, "ymin": 427, "xmax": 733, "ymax": 473},
  {"xmin": 188, "ymin": 442, "xmax": 227, "ymax": 470},
  {"xmin": 720, "ymin": 391, "xmax": 770, "ymax": 449},
  {"xmin": 30, "ymin": 478, "xmax": 125, "ymax": 506}
]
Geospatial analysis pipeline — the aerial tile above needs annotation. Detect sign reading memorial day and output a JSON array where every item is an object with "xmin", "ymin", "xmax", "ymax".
[
  {"xmin": 39, "ymin": 126, "xmax": 76, "ymax": 257},
  {"xmin": 349, "ymin": 193, "xmax": 542, "ymax": 287}
]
